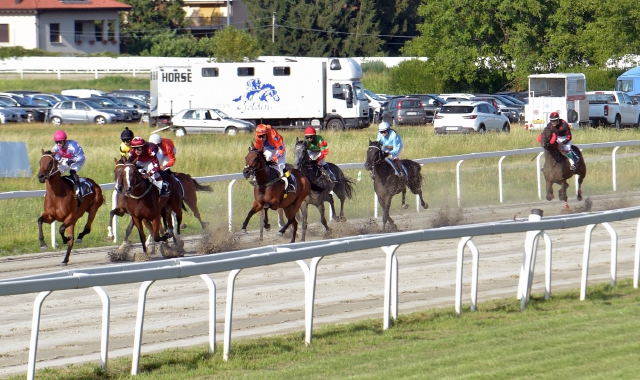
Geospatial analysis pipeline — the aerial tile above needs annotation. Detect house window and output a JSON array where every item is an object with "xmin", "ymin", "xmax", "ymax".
[
  {"xmin": 202, "ymin": 68, "xmax": 218, "ymax": 77},
  {"xmin": 237, "ymin": 67, "xmax": 254, "ymax": 76},
  {"xmin": 75, "ymin": 22, "xmax": 83, "ymax": 42},
  {"xmin": 50, "ymin": 23, "xmax": 60, "ymax": 43},
  {"xmin": 273, "ymin": 67, "xmax": 290, "ymax": 76},
  {"xmin": 0, "ymin": 24, "xmax": 8, "ymax": 43},
  {"xmin": 94, "ymin": 20, "xmax": 103, "ymax": 41}
]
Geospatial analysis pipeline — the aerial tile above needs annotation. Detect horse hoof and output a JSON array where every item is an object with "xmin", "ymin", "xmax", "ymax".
[
  {"xmin": 264, "ymin": 223, "xmax": 271, "ymax": 231},
  {"xmin": 240, "ymin": 228, "xmax": 247, "ymax": 234},
  {"xmin": 60, "ymin": 262, "xmax": 67, "ymax": 267},
  {"xmin": 40, "ymin": 245, "xmax": 47, "ymax": 252},
  {"xmin": 402, "ymin": 204, "xmax": 409, "ymax": 210},
  {"xmin": 180, "ymin": 223, "xmax": 187, "ymax": 229},
  {"xmin": 201, "ymin": 222, "xmax": 209, "ymax": 229},
  {"xmin": 76, "ymin": 238, "xmax": 83, "ymax": 244}
]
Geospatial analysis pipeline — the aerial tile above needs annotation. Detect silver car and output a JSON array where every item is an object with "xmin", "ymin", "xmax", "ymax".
[
  {"xmin": 49, "ymin": 100, "xmax": 124, "ymax": 125},
  {"xmin": 170, "ymin": 108, "xmax": 255, "ymax": 137},
  {"xmin": 0, "ymin": 108, "xmax": 19, "ymax": 123}
]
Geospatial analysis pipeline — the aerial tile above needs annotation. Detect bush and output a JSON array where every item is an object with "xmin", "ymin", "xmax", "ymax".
[{"xmin": 361, "ymin": 60, "xmax": 388, "ymax": 74}]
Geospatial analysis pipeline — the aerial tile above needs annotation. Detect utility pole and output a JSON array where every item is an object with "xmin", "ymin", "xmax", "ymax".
[{"xmin": 272, "ymin": 11, "xmax": 276, "ymax": 43}]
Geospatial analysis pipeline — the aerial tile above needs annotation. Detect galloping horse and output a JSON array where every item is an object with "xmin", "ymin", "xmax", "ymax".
[
  {"xmin": 241, "ymin": 144, "xmax": 311, "ymax": 243},
  {"xmin": 539, "ymin": 127, "xmax": 587, "ymax": 203},
  {"xmin": 293, "ymin": 139, "xmax": 354, "ymax": 241},
  {"xmin": 37, "ymin": 150, "xmax": 104, "ymax": 265},
  {"xmin": 108, "ymin": 158, "xmax": 212, "ymax": 243},
  {"xmin": 114, "ymin": 158, "xmax": 185, "ymax": 254},
  {"xmin": 364, "ymin": 141, "xmax": 428, "ymax": 231}
]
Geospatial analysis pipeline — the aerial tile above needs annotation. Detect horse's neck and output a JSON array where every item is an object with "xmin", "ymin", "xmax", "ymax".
[
  {"xmin": 255, "ymin": 165, "xmax": 278, "ymax": 184},
  {"xmin": 46, "ymin": 174, "xmax": 70, "ymax": 196}
]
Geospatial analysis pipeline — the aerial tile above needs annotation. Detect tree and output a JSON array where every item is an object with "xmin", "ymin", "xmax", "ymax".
[
  {"xmin": 210, "ymin": 26, "xmax": 262, "ymax": 62},
  {"xmin": 119, "ymin": 0, "xmax": 189, "ymax": 55}
]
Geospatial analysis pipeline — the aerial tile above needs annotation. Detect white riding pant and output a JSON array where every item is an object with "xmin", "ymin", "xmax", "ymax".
[
  {"xmin": 58, "ymin": 158, "xmax": 85, "ymax": 174},
  {"xmin": 263, "ymin": 148, "xmax": 286, "ymax": 176},
  {"xmin": 156, "ymin": 146, "xmax": 177, "ymax": 168},
  {"xmin": 137, "ymin": 161, "xmax": 163, "ymax": 189},
  {"xmin": 308, "ymin": 150, "xmax": 326, "ymax": 165}
]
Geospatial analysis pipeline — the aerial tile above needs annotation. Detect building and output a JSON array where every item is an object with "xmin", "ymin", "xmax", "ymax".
[
  {"xmin": 0, "ymin": 0, "xmax": 131, "ymax": 54},
  {"xmin": 183, "ymin": 0, "xmax": 251, "ymax": 37}
]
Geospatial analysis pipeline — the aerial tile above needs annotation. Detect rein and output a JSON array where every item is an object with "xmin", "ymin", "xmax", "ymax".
[
  {"xmin": 40, "ymin": 154, "xmax": 61, "ymax": 179},
  {"xmin": 245, "ymin": 150, "xmax": 280, "ymax": 188},
  {"xmin": 366, "ymin": 145, "xmax": 386, "ymax": 166},
  {"xmin": 116, "ymin": 163, "xmax": 152, "ymax": 199}
]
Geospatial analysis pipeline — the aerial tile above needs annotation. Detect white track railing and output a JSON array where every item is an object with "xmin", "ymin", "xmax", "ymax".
[
  {"xmin": 2, "ymin": 206, "xmax": 640, "ymax": 378},
  {"xmin": 2, "ymin": 141, "xmax": 640, "ymax": 247}
]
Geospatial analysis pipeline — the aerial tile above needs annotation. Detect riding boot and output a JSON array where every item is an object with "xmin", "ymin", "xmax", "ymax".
[
  {"xmin": 322, "ymin": 163, "xmax": 336, "ymax": 182},
  {"xmin": 567, "ymin": 152, "xmax": 576, "ymax": 170},
  {"xmin": 283, "ymin": 170, "xmax": 295, "ymax": 193},
  {"xmin": 160, "ymin": 181, "xmax": 170, "ymax": 197},
  {"xmin": 385, "ymin": 157, "xmax": 400, "ymax": 177},
  {"xmin": 70, "ymin": 169, "xmax": 82, "ymax": 201}
]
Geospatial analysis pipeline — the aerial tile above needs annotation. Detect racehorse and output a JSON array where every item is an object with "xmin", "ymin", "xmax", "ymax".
[
  {"xmin": 293, "ymin": 138, "xmax": 354, "ymax": 241},
  {"xmin": 240, "ymin": 144, "xmax": 311, "ymax": 243},
  {"xmin": 364, "ymin": 140, "xmax": 429, "ymax": 231},
  {"xmin": 108, "ymin": 158, "xmax": 212, "ymax": 243},
  {"xmin": 37, "ymin": 150, "xmax": 104, "ymax": 266},
  {"xmin": 538, "ymin": 127, "xmax": 587, "ymax": 203},
  {"xmin": 114, "ymin": 158, "xmax": 185, "ymax": 255}
]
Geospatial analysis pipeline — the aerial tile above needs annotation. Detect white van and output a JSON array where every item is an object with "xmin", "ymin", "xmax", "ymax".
[{"xmin": 61, "ymin": 89, "xmax": 106, "ymax": 98}]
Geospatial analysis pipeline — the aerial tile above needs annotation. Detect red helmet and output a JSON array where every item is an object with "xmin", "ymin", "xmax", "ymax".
[
  {"xmin": 53, "ymin": 130, "xmax": 67, "ymax": 141},
  {"xmin": 130, "ymin": 137, "xmax": 146, "ymax": 148},
  {"xmin": 256, "ymin": 124, "xmax": 269, "ymax": 136},
  {"xmin": 304, "ymin": 126, "xmax": 316, "ymax": 136},
  {"xmin": 549, "ymin": 112, "xmax": 560, "ymax": 121}
]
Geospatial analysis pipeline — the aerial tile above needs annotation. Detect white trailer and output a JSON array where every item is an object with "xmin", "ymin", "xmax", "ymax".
[
  {"xmin": 150, "ymin": 56, "xmax": 370, "ymax": 131},
  {"xmin": 524, "ymin": 73, "xmax": 589, "ymax": 130}
]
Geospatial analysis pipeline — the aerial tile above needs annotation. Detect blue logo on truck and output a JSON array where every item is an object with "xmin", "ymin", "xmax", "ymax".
[{"xmin": 232, "ymin": 79, "xmax": 280, "ymax": 112}]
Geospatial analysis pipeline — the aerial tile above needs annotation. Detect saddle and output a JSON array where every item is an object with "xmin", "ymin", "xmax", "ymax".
[{"xmin": 63, "ymin": 176, "xmax": 93, "ymax": 199}]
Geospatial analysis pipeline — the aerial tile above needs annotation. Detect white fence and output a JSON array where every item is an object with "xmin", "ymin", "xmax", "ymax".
[
  {"xmin": 2, "ymin": 141, "xmax": 639, "ymax": 247},
  {"xmin": 1, "ymin": 206, "xmax": 640, "ymax": 379}
]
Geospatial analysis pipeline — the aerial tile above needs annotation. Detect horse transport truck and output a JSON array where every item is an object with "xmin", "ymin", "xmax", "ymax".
[
  {"xmin": 524, "ymin": 73, "xmax": 589, "ymax": 130},
  {"xmin": 150, "ymin": 56, "xmax": 371, "ymax": 131}
]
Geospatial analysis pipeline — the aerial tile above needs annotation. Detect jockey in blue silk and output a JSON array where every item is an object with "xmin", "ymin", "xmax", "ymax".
[
  {"xmin": 51, "ymin": 129, "xmax": 87, "ymax": 200},
  {"xmin": 376, "ymin": 121, "xmax": 405, "ymax": 177}
]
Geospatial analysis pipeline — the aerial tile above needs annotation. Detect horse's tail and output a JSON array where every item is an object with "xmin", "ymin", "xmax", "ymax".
[
  {"xmin": 192, "ymin": 178, "xmax": 213, "ymax": 192},
  {"xmin": 343, "ymin": 177, "xmax": 355, "ymax": 199}
]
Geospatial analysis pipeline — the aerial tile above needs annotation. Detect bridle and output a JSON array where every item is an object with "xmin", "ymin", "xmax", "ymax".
[
  {"xmin": 39, "ymin": 154, "xmax": 60, "ymax": 180},
  {"xmin": 243, "ymin": 150, "xmax": 268, "ymax": 178},
  {"xmin": 365, "ymin": 144, "xmax": 385, "ymax": 169},
  {"xmin": 115, "ymin": 162, "xmax": 151, "ymax": 199}
]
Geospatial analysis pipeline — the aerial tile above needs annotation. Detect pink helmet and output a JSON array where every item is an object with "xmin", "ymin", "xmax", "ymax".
[{"xmin": 53, "ymin": 130, "xmax": 67, "ymax": 141}]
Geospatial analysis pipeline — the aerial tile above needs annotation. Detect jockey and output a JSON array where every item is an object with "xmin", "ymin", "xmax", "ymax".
[
  {"xmin": 129, "ymin": 137, "xmax": 169, "ymax": 197},
  {"xmin": 303, "ymin": 126, "xmax": 336, "ymax": 182},
  {"xmin": 149, "ymin": 133, "xmax": 177, "ymax": 173},
  {"xmin": 376, "ymin": 121, "xmax": 405, "ymax": 177},
  {"xmin": 547, "ymin": 111, "xmax": 578, "ymax": 170},
  {"xmin": 254, "ymin": 124, "xmax": 293, "ymax": 191},
  {"xmin": 119, "ymin": 127, "xmax": 134, "ymax": 159},
  {"xmin": 51, "ymin": 130, "xmax": 86, "ymax": 200}
]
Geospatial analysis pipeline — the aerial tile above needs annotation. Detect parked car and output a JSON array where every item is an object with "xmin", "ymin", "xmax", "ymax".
[
  {"xmin": 0, "ymin": 95, "xmax": 48, "ymax": 122},
  {"xmin": 434, "ymin": 101, "xmax": 511, "ymax": 134},
  {"xmin": 407, "ymin": 94, "xmax": 448, "ymax": 123},
  {"xmin": 25, "ymin": 93, "xmax": 71, "ymax": 107},
  {"xmin": 364, "ymin": 89, "xmax": 385, "ymax": 123},
  {"xmin": 61, "ymin": 89, "xmax": 106, "ymax": 98},
  {"xmin": 380, "ymin": 97, "xmax": 427, "ymax": 126},
  {"xmin": 170, "ymin": 108, "xmax": 255, "ymax": 137},
  {"xmin": 0, "ymin": 108, "xmax": 19, "ymax": 123},
  {"xmin": 471, "ymin": 95, "xmax": 523, "ymax": 123},
  {"xmin": 108, "ymin": 90, "xmax": 150, "ymax": 105},
  {"xmin": 0, "ymin": 101, "xmax": 29, "ymax": 122},
  {"xmin": 49, "ymin": 100, "xmax": 124, "ymax": 125},
  {"xmin": 115, "ymin": 96, "xmax": 150, "ymax": 123},
  {"xmin": 83, "ymin": 96, "xmax": 139, "ymax": 121}
]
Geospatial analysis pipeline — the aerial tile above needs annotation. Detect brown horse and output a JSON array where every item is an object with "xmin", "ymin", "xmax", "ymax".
[
  {"xmin": 539, "ymin": 127, "xmax": 587, "ymax": 203},
  {"xmin": 108, "ymin": 159, "xmax": 212, "ymax": 244},
  {"xmin": 364, "ymin": 140, "xmax": 428, "ymax": 231},
  {"xmin": 37, "ymin": 150, "xmax": 104, "ymax": 266},
  {"xmin": 114, "ymin": 158, "xmax": 185, "ymax": 254},
  {"xmin": 240, "ymin": 144, "xmax": 311, "ymax": 243}
]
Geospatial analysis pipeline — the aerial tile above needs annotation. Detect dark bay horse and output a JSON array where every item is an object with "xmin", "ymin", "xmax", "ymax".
[
  {"xmin": 114, "ymin": 158, "xmax": 185, "ymax": 254},
  {"xmin": 293, "ymin": 139, "xmax": 354, "ymax": 241},
  {"xmin": 37, "ymin": 150, "xmax": 104, "ymax": 265},
  {"xmin": 539, "ymin": 127, "xmax": 587, "ymax": 203},
  {"xmin": 108, "ymin": 159, "xmax": 212, "ymax": 244},
  {"xmin": 364, "ymin": 141, "xmax": 429, "ymax": 231},
  {"xmin": 240, "ymin": 144, "xmax": 311, "ymax": 243}
]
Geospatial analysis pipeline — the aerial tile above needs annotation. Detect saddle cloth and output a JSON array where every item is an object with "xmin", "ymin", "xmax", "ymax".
[{"xmin": 63, "ymin": 176, "xmax": 94, "ymax": 197}]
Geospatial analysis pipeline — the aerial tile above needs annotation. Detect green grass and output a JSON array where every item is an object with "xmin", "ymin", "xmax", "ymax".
[
  {"xmin": 2, "ymin": 122, "xmax": 640, "ymax": 256},
  {"xmin": 0, "ymin": 76, "xmax": 150, "ymax": 94},
  {"xmin": 6, "ymin": 279, "xmax": 640, "ymax": 379}
]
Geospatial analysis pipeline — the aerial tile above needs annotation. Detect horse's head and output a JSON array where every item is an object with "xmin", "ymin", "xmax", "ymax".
[
  {"xmin": 539, "ymin": 127, "xmax": 556, "ymax": 151},
  {"xmin": 114, "ymin": 159, "xmax": 141, "ymax": 195},
  {"xmin": 37, "ymin": 149, "xmax": 58, "ymax": 183},
  {"xmin": 293, "ymin": 138, "xmax": 311, "ymax": 169},
  {"xmin": 243, "ymin": 145, "xmax": 266, "ymax": 179},
  {"xmin": 365, "ymin": 140, "xmax": 383, "ymax": 171}
]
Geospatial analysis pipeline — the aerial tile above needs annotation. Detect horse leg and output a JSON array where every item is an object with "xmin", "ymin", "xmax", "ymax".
[
  {"xmin": 577, "ymin": 175, "xmax": 584, "ymax": 201},
  {"xmin": 76, "ymin": 200, "xmax": 100, "ymax": 244},
  {"xmin": 545, "ymin": 180, "xmax": 555, "ymax": 201},
  {"xmin": 300, "ymin": 201, "xmax": 309, "ymax": 242},
  {"xmin": 37, "ymin": 214, "xmax": 54, "ymax": 251},
  {"xmin": 124, "ymin": 218, "xmax": 135, "ymax": 244},
  {"xmin": 324, "ymin": 192, "xmax": 338, "ymax": 222},
  {"xmin": 130, "ymin": 217, "xmax": 148, "ymax": 253},
  {"xmin": 277, "ymin": 208, "xmax": 285, "ymax": 228},
  {"xmin": 316, "ymin": 200, "xmax": 330, "ymax": 233},
  {"xmin": 263, "ymin": 208, "xmax": 271, "ymax": 230},
  {"xmin": 560, "ymin": 181, "xmax": 569, "ymax": 202},
  {"xmin": 381, "ymin": 195, "xmax": 396, "ymax": 232},
  {"xmin": 400, "ymin": 188, "xmax": 409, "ymax": 209},
  {"xmin": 183, "ymin": 185, "xmax": 209, "ymax": 229},
  {"xmin": 240, "ymin": 202, "xmax": 262, "ymax": 233},
  {"xmin": 59, "ymin": 223, "xmax": 75, "ymax": 266},
  {"xmin": 282, "ymin": 205, "xmax": 299, "ymax": 243}
]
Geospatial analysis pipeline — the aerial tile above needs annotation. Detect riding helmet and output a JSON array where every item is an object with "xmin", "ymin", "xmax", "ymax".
[
  {"xmin": 378, "ymin": 121, "xmax": 390, "ymax": 132},
  {"xmin": 131, "ymin": 137, "xmax": 146, "ymax": 148},
  {"xmin": 256, "ymin": 124, "xmax": 269, "ymax": 136},
  {"xmin": 304, "ymin": 126, "xmax": 316, "ymax": 136},
  {"xmin": 120, "ymin": 127, "xmax": 134, "ymax": 140},
  {"xmin": 149, "ymin": 133, "xmax": 162, "ymax": 145},
  {"xmin": 53, "ymin": 130, "xmax": 67, "ymax": 141},
  {"xmin": 549, "ymin": 112, "xmax": 560, "ymax": 121}
]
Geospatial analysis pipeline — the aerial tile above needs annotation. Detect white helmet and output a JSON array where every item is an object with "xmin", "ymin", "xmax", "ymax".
[
  {"xmin": 149, "ymin": 133, "xmax": 162, "ymax": 145},
  {"xmin": 378, "ymin": 121, "xmax": 390, "ymax": 132}
]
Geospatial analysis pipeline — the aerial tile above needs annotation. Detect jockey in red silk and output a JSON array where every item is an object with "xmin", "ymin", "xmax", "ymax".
[
  {"xmin": 303, "ymin": 126, "xmax": 336, "ymax": 182},
  {"xmin": 546, "ymin": 111, "xmax": 578, "ymax": 170},
  {"xmin": 129, "ymin": 137, "xmax": 169, "ymax": 197}
]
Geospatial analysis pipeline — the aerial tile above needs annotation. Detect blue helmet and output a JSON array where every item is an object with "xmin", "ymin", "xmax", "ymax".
[{"xmin": 378, "ymin": 121, "xmax": 390, "ymax": 132}]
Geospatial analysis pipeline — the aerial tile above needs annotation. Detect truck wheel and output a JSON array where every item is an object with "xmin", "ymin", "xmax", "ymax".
[
  {"xmin": 614, "ymin": 115, "xmax": 621, "ymax": 130},
  {"xmin": 567, "ymin": 109, "xmax": 578, "ymax": 123},
  {"xmin": 174, "ymin": 127, "xmax": 187, "ymax": 137},
  {"xmin": 327, "ymin": 119, "xmax": 344, "ymax": 131}
]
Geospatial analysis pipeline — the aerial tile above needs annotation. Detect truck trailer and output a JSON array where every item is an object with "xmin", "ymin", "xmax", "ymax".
[
  {"xmin": 524, "ymin": 73, "xmax": 589, "ymax": 130},
  {"xmin": 150, "ymin": 56, "xmax": 370, "ymax": 131}
]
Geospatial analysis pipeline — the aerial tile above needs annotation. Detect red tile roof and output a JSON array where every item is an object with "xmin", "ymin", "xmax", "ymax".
[{"xmin": 0, "ymin": 0, "xmax": 131, "ymax": 11}]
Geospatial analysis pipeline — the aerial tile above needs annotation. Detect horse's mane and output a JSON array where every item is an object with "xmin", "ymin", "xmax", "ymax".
[
  {"xmin": 43, "ymin": 150, "xmax": 53, "ymax": 155},
  {"xmin": 369, "ymin": 140, "xmax": 382, "ymax": 148}
]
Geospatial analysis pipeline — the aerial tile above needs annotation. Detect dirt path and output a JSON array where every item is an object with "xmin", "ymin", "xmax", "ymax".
[{"xmin": 1, "ymin": 192, "xmax": 639, "ymax": 378}]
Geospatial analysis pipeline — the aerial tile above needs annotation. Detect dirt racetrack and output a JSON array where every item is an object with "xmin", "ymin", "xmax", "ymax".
[{"xmin": 1, "ymin": 192, "xmax": 640, "ymax": 378}]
